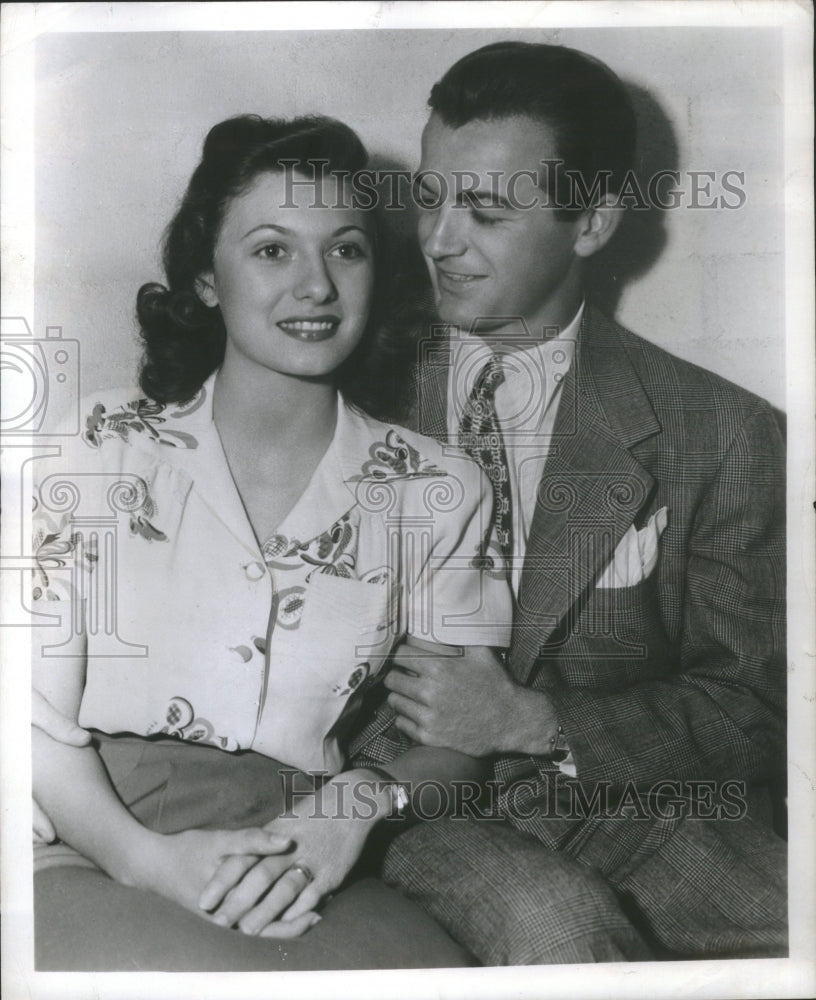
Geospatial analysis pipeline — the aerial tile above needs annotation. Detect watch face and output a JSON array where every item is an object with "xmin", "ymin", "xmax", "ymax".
[{"xmin": 393, "ymin": 783, "xmax": 410, "ymax": 816}]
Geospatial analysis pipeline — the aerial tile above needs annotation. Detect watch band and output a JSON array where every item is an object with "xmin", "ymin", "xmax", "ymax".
[{"xmin": 364, "ymin": 766, "xmax": 411, "ymax": 819}]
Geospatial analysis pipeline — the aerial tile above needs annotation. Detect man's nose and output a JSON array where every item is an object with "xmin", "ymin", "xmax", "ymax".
[
  {"xmin": 420, "ymin": 205, "xmax": 467, "ymax": 259},
  {"xmin": 293, "ymin": 255, "xmax": 337, "ymax": 303}
]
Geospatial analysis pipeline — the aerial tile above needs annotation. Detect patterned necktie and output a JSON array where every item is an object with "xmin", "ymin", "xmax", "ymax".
[{"xmin": 458, "ymin": 354, "xmax": 513, "ymax": 561}]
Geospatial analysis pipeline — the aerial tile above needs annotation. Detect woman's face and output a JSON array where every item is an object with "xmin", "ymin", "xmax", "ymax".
[{"xmin": 197, "ymin": 169, "xmax": 375, "ymax": 381}]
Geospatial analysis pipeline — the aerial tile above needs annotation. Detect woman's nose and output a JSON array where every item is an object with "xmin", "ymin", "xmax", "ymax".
[
  {"xmin": 293, "ymin": 256, "xmax": 337, "ymax": 303},
  {"xmin": 420, "ymin": 205, "xmax": 466, "ymax": 259}
]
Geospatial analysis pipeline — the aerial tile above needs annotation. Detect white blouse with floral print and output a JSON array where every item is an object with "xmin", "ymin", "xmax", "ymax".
[{"xmin": 32, "ymin": 372, "xmax": 512, "ymax": 774}]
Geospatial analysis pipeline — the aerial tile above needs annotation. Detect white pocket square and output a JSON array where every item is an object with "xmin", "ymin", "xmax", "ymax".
[{"xmin": 596, "ymin": 507, "xmax": 669, "ymax": 589}]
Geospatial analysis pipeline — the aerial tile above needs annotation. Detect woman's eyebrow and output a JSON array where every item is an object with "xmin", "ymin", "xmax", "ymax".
[
  {"xmin": 241, "ymin": 223, "xmax": 369, "ymax": 240},
  {"xmin": 241, "ymin": 223, "xmax": 292, "ymax": 239},
  {"xmin": 331, "ymin": 224, "xmax": 369, "ymax": 238}
]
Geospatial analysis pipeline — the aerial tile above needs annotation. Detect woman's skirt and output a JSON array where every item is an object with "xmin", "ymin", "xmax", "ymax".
[{"xmin": 33, "ymin": 732, "xmax": 473, "ymax": 971}]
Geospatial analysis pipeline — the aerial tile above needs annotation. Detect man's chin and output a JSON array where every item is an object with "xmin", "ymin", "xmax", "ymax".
[{"xmin": 434, "ymin": 297, "xmax": 482, "ymax": 333}]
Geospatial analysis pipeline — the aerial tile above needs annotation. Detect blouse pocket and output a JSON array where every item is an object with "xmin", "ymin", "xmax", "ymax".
[
  {"xmin": 294, "ymin": 572, "xmax": 397, "ymax": 692},
  {"xmin": 257, "ymin": 572, "xmax": 399, "ymax": 771}
]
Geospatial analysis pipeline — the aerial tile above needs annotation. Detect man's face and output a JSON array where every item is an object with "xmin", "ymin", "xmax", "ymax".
[{"xmin": 416, "ymin": 113, "xmax": 585, "ymax": 335}]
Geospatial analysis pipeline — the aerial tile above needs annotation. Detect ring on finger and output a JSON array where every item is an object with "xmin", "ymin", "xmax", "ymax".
[{"xmin": 287, "ymin": 861, "xmax": 315, "ymax": 884}]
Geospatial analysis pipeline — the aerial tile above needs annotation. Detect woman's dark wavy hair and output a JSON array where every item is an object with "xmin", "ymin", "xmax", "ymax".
[{"xmin": 137, "ymin": 114, "xmax": 426, "ymax": 421}]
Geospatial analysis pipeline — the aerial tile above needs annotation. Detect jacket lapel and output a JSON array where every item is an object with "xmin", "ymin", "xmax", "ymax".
[
  {"xmin": 405, "ymin": 327, "xmax": 453, "ymax": 442},
  {"xmin": 509, "ymin": 308, "xmax": 661, "ymax": 683}
]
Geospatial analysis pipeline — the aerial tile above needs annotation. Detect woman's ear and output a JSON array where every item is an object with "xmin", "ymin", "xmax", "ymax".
[
  {"xmin": 195, "ymin": 272, "xmax": 219, "ymax": 308},
  {"xmin": 573, "ymin": 197, "xmax": 624, "ymax": 259}
]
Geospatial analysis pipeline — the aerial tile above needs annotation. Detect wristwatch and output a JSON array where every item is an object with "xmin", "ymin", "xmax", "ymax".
[
  {"xmin": 549, "ymin": 725, "xmax": 570, "ymax": 762},
  {"xmin": 364, "ymin": 766, "xmax": 411, "ymax": 819}
]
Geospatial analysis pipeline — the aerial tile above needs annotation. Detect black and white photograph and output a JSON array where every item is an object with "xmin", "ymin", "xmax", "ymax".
[{"xmin": 1, "ymin": 2, "xmax": 814, "ymax": 998}]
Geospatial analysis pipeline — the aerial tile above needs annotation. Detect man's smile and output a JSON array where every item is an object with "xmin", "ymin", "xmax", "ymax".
[{"xmin": 435, "ymin": 266, "xmax": 487, "ymax": 292}]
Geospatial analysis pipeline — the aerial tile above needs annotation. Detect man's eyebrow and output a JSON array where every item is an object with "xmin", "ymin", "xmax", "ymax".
[
  {"xmin": 467, "ymin": 189, "xmax": 512, "ymax": 208},
  {"xmin": 461, "ymin": 189, "xmax": 513, "ymax": 210},
  {"xmin": 413, "ymin": 174, "xmax": 514, "ymax": 210}
]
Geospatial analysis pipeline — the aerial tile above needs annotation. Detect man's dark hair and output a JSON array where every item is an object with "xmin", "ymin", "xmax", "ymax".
[{"xmin": 428, "ymin": 41, "xmax": 636, "ymax": 208}]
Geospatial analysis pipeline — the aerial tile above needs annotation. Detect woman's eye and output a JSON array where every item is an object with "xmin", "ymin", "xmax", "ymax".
[
  {"xmin": 329, "ymin": 243, "xmax": 366, "ymax": 260},
  {"xmin": 257, "ymin": 244, "xmax": 287, "ymax": 260}
]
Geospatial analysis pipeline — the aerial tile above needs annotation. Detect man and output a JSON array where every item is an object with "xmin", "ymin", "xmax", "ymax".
[{"xmin": 368, "ymin": 41, "xmax": 787, "ymax": 963}]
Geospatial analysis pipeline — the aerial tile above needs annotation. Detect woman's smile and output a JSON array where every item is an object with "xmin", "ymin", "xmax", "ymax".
[{"xmin": 277, "ymin": 315, "xmax": 341, "ymax": 341}]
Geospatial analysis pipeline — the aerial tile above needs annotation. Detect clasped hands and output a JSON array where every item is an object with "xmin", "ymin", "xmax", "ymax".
[
  {"xmin": 32, "ymin": 690, "xmax": 386, "ymax": 939},
  {"xmin": 146, "ymin": 773, "xmax": 383, "ymax": 939}
]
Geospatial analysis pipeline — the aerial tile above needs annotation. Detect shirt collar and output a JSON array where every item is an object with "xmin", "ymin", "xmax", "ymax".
[
  {"xmin": 450, "ymin": 302, "xmax": 583, "ymax": 410},
  {"xmin": 155, "ymin": 373, "xmax": 447, "ymax": 550}
]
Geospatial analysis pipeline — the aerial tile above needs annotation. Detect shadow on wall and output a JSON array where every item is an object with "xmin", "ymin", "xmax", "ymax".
[
  {"xmin": 369, "ymin": 99, "xmax": 788, "ymax": 434},
  {"xmin": 588, "ymin": 80, "xmax": 678, "ymax": 319},
  {"xmin": 590, "ymin": 81, "xmax": 787, "ymax": 431}
]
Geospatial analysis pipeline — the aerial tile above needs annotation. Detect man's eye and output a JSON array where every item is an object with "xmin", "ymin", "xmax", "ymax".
[
  {"xmin": 472, "ymin": 210, "xmax": 503, "ymax": 227},
  {"xmin": 412, "ymin": 178, "xmax": 443, "ymax": 210},
  {"xmin": 257, "ymin": 244, "xmax": 287, "ymax": 260}
]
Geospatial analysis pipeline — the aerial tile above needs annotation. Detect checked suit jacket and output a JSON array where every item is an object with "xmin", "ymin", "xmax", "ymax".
[{"xmin": 351, "ymin": 306, "xmax": 786, "ymax": 857}]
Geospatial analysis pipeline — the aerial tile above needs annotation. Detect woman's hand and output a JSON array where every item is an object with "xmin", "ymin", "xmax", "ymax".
[
  {"xmin": 32, "ymin": 688, "xmax": 91, "ymax": 843},
  {"xmin": 135, "ymin": 826, "xmax": 294, "ymax": 921},
  {"xmin": 198, "ymin": 770, "xmax": 390, "ymax": 937}
]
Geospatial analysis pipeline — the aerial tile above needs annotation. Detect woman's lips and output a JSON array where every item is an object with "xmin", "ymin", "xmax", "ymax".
[{"xmin": 277, "ymin": 316, "xmax": 340, "ymax": 342}]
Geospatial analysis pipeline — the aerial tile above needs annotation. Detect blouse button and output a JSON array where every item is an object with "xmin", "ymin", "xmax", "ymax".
[{"xmin": 244, "ymin": 561, "xmax": 266, "ymax": 581}]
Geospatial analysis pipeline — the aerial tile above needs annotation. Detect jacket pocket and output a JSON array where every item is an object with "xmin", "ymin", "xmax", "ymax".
[{"xmin": 546, "ymin": 577, "xmax": 675, "ymax": 689}]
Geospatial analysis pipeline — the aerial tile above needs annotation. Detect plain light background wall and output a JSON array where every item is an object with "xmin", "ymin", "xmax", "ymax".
[{"xmin": 35, "ymin": 26, "xmax": 785, "ymax": 409}]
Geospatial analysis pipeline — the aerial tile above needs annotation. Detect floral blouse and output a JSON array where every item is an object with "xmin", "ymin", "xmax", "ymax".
[{"xmin": 32, "ymin": 373, "xmax": 512, "ymax": 774}]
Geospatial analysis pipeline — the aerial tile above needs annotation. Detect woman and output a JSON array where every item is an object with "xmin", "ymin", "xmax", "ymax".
[{"xmin": 31, "ymin": 115, "xmax": 511, "ymax": 970}]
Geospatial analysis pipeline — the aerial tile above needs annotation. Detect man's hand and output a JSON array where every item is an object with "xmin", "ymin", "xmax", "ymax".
[
  {"xmin": 383, "ymin": 638, "xmax": 525, "ymax": 756},
  {"xmin": 32, "ymin": 689, "xmax": 91, "ymax": 843}
]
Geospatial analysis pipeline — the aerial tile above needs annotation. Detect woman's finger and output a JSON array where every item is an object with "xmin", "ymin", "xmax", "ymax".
[
  {"xmin": 32, "ymin": 798, "xmax": 56, "ymax": 844},
  {"xmin": 198, "ymin": 854, "xmax": 258, "ymax": 912},
  {"xmin": 279, "ymin": 882, "xmax": 324, "ymax": 922},
  {"xmin": 220, "ymin": 827, "xmax": 291, "ymax": 857},
  {"xmin": 236, "ymin": 866, "xmax": 316, "ymax": 936},
  {"xmin": 258, "ymin": 912, "xmax": 322, "ymax": 939},
  {"xmin": 212, "ymin": 856, "xmax": 292, "ymax": 928},
  {"xmin": 31, "ymin": 691, "xmax": 90, "ymax": 746}
]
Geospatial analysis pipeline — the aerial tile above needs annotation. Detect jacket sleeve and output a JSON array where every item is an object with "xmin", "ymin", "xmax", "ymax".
[
  {"xmin": 531, "ymin": 405, "xmax": 786, "ymax": 790},
  {"xmin": 346, "ymin": 688, "xmax": 417, "ymax": 769}
]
